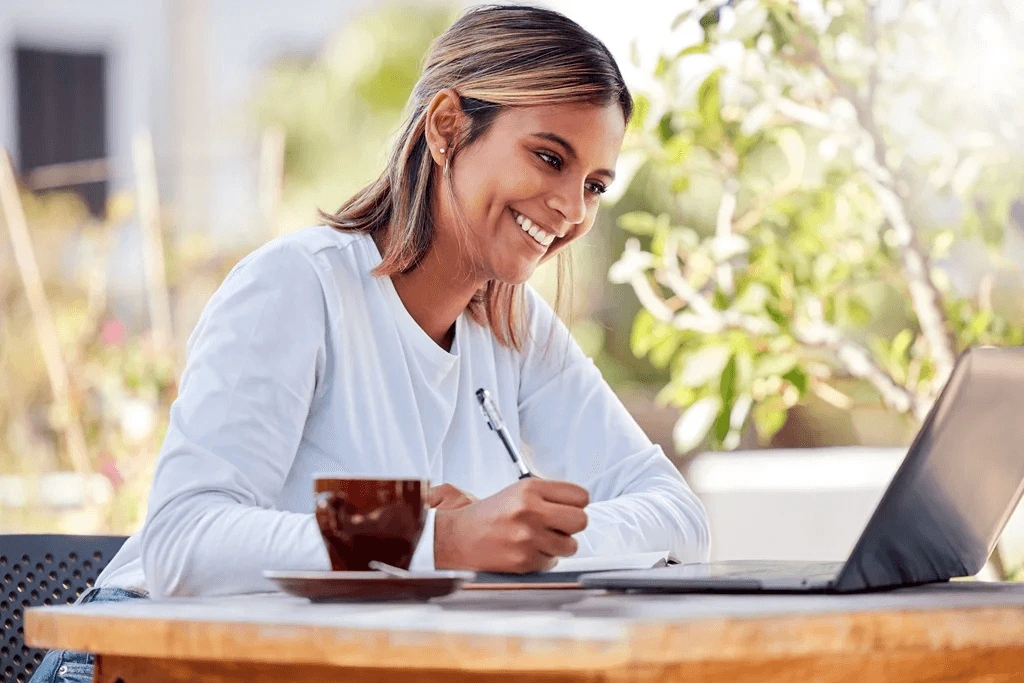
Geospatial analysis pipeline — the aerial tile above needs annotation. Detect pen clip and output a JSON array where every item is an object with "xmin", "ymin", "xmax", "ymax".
[{"xmin": 475, "ymin": 388, "xmax": 504, "ymax": 431}]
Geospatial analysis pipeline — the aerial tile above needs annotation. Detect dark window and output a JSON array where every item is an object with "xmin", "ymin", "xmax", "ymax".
[{"xmin": 15, "ymin": 45, "xmax": 108, "ymax": 217}]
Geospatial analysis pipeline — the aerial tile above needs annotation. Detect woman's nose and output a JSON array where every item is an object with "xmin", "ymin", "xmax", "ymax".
[{"xmin": 546, "ymin": 181, "xmax": 587, "ymax": 226}]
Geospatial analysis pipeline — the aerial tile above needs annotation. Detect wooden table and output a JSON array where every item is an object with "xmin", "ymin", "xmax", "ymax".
[{"xmin": 25, "ymin": 581, "xmax": 1024, "ymax": 682}]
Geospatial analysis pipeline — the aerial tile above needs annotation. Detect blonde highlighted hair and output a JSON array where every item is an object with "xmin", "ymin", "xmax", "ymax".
[{"xmin": 321, "ymin": 4, "xmax": 632, "ymax": 350}]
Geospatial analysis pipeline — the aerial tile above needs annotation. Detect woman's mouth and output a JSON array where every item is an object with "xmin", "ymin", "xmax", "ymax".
[{"xmin": 511, "ymin": 209, "xmax": 556, "ymax": 249}]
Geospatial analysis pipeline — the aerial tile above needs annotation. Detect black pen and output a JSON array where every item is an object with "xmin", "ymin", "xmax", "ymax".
[{"xmin": 475, "ymin": 388, "xmax": 533, "ymax": 479}]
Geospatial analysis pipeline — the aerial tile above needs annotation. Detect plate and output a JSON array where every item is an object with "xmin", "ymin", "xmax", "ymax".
[{"xmin": 263, "ymin": 569, "xmax": 476, "ymax": 602}]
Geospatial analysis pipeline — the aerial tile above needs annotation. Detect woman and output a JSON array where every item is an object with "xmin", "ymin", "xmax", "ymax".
[{"xmin": 32, "ymin": 4, "xmax": 709, "ymax": 680}]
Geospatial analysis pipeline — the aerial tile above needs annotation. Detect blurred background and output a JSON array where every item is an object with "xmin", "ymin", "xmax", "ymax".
[{"xmin": 2, "ymin": 0, "xmax": 1024, "ymax": 576}]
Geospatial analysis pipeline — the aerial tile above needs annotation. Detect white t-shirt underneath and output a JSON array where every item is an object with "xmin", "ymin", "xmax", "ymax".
[{"xmin": 98, "ymin": 226, "xmax": 710, "ymax": 597}]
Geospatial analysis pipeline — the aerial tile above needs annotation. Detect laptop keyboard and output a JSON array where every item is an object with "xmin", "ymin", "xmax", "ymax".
[{"xmin": 680, "ymin": 561, "xmax": 846, "ymax": 580}]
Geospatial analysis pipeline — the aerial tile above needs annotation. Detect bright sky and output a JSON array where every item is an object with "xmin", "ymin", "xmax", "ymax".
[{"xmin": 545, "ymin": 0, "xmax": 690, "ymax": 94}]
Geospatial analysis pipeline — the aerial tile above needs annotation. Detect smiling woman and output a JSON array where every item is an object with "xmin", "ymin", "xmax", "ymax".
[
  {"xmin": 320, "ymin": 5, "xmax": 631, "ymax": 350},
  {"xmin": 28, "ymin": 7, "xmax": 711, "ymax": 682}
]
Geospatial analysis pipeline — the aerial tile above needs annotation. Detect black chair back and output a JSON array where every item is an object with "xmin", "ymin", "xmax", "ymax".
[{"xmin": 0, "ymin": 534, "xmax": 127, "ymax": 683}]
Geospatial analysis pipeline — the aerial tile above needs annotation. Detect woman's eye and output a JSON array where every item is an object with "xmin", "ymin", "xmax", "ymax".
[
  {"xmin": 537, "ymin": 151, "xmax": 562, "ymax": 169},
  {"xmin": 535, "ymin": 150, "xmax": 606, "ymax": 196}
]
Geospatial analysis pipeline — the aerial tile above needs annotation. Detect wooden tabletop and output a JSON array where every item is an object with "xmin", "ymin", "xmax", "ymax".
[{"xmin": 26, "ymin": 581, "xmax": 1024, "ymax": 681}]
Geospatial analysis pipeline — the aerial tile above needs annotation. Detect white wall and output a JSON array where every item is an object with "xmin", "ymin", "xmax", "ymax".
[
  {"xmin": 0, "ymin": 0, "xmax": 372, "ymax": 239},
  {"xmin": 202, "ymin": 0, "xmax": 374, "ymax": 240},
  {"xmin": 0, "ymin": 0, "xmax": 171, "ymax": 195}
]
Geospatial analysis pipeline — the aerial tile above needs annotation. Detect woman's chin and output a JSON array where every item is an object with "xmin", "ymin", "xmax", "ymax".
[{"xmin": 491, "ymin": 261, "xmax": 537, "ymax": 286}]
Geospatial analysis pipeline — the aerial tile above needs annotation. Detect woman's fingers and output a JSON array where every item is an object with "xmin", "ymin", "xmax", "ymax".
[
  {"xmin": 523, "ymin": 478, "xmax": 590, "ymax": 508},
  {"xmin": 432, "ymin": 477, "xmax": 591, "ymax": 573},
  {"xmin": 532, "ymin": 526, "xmax": 579, "ymax": 558},
  {"xmin": 538, "ymin": 501, "xmax": 588, "ymax": 537}
]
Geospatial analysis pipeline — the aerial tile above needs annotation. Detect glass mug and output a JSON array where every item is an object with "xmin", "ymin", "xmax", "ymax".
[{"xmin": 314, "ymin": 477, "xmax": 430, "ymax": 571}]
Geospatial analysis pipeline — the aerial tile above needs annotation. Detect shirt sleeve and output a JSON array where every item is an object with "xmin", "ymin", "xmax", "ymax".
[
  {"xmin": 141, "ymin": 241, "xmax": 332, "ymax": 598},
  {"xmin": 517, "ymin": 286, "xmax": 711, "ymax": 563}
]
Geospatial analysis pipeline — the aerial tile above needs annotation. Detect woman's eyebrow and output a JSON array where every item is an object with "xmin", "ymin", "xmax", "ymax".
[{"xmin": 530, "ymin": 131, "xmax": 616, "ymax": 180}]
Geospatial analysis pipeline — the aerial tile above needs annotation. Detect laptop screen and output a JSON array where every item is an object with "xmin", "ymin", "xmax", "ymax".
[{"xmin": 835, "ymin": 346, "xmax": 1024, "ymax": 591}]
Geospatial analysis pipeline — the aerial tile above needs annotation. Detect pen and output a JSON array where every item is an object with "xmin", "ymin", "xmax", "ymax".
[{"xmin": 475, "ymin": 388, "xmax": 533, "ymax": 479}]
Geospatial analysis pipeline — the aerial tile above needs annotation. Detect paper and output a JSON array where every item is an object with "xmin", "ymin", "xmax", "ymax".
[
  {"xmin": 548, "ymin": 550, "xmax": 671, "ymax": 573},
  {"xmin": 464, "ymin": 550, "xmax": 674, "ymax": 589}
]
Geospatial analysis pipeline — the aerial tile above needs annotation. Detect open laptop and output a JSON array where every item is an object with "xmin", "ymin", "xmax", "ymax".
[{"xmin": 582, "ymin": 345, "xmax": 1024, "ymax": 594}]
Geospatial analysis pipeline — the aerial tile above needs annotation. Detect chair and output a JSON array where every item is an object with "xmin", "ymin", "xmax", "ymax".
[{"xmin": 0, "ymin": 535, "xmax": 127, "ymax": 683}]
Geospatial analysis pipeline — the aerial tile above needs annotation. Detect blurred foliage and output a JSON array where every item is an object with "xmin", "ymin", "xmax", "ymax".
[
  {"xmin": 610, "ymin": 0, "xmax": 1024, "ymax": 453},
  {"xmin": 253, "ymin": 2, "xmax": 460, "ymax": 232},
  {"xmin": 0, "ymin": 188, "xmax": 247, "ymax": 533}
]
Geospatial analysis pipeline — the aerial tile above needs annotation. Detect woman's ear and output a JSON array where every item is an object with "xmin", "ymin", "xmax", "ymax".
[{"xmin": 423, "ymin": 89, "xmax": 464, "ymax": 167}]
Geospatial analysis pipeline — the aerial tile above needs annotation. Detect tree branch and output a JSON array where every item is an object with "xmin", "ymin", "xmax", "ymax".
[
  {"xmin": 715, "ymin": 179, "xmax": 739, "ymax": 296},
  {"xmin": 789, "ymin": 30, "xmax": 958, "ymax": 390},
  {"xmin": 864, "ymin": 176, "xmax": 957, "ymax": 385},
  {"xmin": 133, "ymin": 131, "xmax": 174, "ymax": 355},
  {"xmin": 611, "ymin": 236, "xmax": 923, "ymax": 419},
  {"xmin": 793, "ymin": 317, "xmax": 922, "ymax": 419},
  {"xmin": 0, "ymin": 151, "xmax": 92, "ymax": 476}
]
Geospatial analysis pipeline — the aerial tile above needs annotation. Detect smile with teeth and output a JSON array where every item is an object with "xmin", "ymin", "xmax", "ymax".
[{"xmin": 513, "ymin": 210, "xmax": 556, "ymax": 247}]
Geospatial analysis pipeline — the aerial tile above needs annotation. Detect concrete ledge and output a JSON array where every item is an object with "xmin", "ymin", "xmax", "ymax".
[
  {"xmin": 0, "ymin": 473, "xmax": 114, "ymax": 509},
  {"xmin": 688, "ymin": 447, "xmax": 1024, "ymax": 573}
]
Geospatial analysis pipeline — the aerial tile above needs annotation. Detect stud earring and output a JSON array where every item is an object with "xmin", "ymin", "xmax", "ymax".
[{"xmin": 439, "ymin": 147, "xmax": 446, "ymax": 154}]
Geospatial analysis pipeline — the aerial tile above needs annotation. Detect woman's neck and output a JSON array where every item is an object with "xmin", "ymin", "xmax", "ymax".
[{"xmin": 377, "ymin": 231, "xmax": 482, "ymax": 351}]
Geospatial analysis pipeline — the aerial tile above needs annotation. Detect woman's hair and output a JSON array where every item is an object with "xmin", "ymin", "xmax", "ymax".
[{"xmin": 321, "ymin": 4, "xmax": 632, "ymax": 350}]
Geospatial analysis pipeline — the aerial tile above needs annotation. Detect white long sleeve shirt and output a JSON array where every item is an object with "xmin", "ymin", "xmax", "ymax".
[{"xmin": 97, "ymin": 226, "xmax": 710, "ymax": 598}]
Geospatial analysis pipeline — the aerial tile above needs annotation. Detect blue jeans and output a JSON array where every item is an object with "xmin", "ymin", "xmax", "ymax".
[{"xmin": 28, "ymin": 586, "xmax": 148, "ymax": 683}]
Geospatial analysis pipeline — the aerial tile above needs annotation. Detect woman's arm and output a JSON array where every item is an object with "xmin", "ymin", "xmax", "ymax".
[
  {"xmin": 517, "ymin": 286, "xmax": 711, "ymax": 563},
  {"xmin": 141, "ymin": 241, "xmax": 331, "ymax": 598}
]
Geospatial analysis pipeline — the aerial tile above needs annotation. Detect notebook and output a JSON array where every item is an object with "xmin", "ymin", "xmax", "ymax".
[{"xmin": 465, "ymin": 550, "xmax": 672, "ymax": 590}]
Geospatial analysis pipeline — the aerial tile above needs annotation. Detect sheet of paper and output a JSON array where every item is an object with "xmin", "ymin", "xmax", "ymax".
[{"xmin": 548, "ymin": 550, "xmax": 671, "ymax": 573}]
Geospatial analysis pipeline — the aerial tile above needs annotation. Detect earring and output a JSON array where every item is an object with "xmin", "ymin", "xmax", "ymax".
[{"xmin": 439, "ymin": 147, "xmax": 446, "ymax": 154}]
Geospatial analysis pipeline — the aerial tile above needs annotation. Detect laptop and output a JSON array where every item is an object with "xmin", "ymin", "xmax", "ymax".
[{"xmin": 582, "ymin": 346, "xmax": 1024, "ymax": 594}]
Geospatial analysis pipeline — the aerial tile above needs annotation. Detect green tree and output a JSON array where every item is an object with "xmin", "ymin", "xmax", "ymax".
[
  {"xmin": 254, "ymin": 2, "xmax": 459, "ymax": 231},
  {"xmin": 611, "ymin": 0, "xmax": 1024, "ymax": 453}
]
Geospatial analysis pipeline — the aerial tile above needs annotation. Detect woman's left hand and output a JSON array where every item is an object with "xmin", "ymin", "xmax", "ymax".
[{"xmin": 429, "ymin": 483, "xmax": 477, "ymax": 510}]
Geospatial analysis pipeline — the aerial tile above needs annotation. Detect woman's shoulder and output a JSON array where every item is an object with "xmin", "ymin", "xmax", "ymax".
[
  {"xmin": 240, "ymin": 225, "xmax": 365, "ymax": 268},
  {"xmin": 226, "ymin": 226, "xmax": 372, "ymax": 287}
]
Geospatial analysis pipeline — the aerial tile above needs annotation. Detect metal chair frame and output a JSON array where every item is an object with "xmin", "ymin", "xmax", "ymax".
[{"xmin": 0, "ymin": 535, "xmax": 127, "ymax": 683}]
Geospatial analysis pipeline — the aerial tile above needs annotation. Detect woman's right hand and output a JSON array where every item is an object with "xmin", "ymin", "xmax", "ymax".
[{"xmin": 433, "ymin": 477, "xmax": 589, "ymax": 573}]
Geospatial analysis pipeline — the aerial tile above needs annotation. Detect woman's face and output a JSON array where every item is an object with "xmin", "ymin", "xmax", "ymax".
[{"xmin": 441, "ymin": 102, "xmax": 626, "ymax": 285}]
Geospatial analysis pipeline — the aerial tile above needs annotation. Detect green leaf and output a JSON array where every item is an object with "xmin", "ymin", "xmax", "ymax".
[
  {"xmin": 970, "ymin": 309, "xmax": 994, "ymax": 338},
  {"xmin": 782, "ymin": 366, "xmax": 809, "ymax": 395},
  {"xmin": 846, "ymin": 297, "xmax": 872, "ymax": 326},
  {"xmin": 697, "ymin": 71, "xmax": 724, "ymax": 144},
  {"xmin": 630, "ymin": 93, "xmax": 650, "ymax": 131},
  {"xmin": 664, "ymin": 134, "xmax": 693, "ymax": 165},
  {"xmin": 681, "ymin": 344, "xmax": 732, "ymax": 387},
  {"xmin": 713, "ymin": 402, "xmax": 731, "ymax": 442},
  {"xmin": 630, "ymin": 309, "xmax": 656, "ymax": 357},
  {"xmin": 673, "ymin": 396, "xmax": 722, "ymax": 452},
  {"xmin": 618, "ymin": 211, "xmax": 657, "ymax": 235},
  {"xmin": 657, "ymin": 112, "xmax": 675, "ymax": 142},
  {"xmin": 720, "ymin": 354, "xmax": 737, "ymax": 405},
  {"xmin": 659, "ymin": 381, "xmax": 697, "ymax": 408},
  {"xmin": 679, "ymin": 44, "xmax": 710, "ymax": 57},
  {"xmin": 650, "ymin": 214, "xmax": 673, "ymax": 255},
  {"xmin": 774, "ymin": 127, "xmax": 806, "ymax": 192},
  {"xmin": 735, "ymin": 350, "xmax": 754, "ymax": 390},
  {"xmin": 890, "ymin": 329, "xmax": 914, "ymax": 361},
  {"xmin": 754, "ymin": 353, "xmax": 798, "ymax": 378},
  {"xmin": 752, "ymin": 398, "xmax": 788, "ymax": 443},
  {"xmin": 650, "ymin": 334, "xmax": 683, "ymax": 369},
  {"xmin": 932, "ymin": 230, "xmax": 955, "ymax": 258},
  {"xmin": 765, "ymin": 302, "xmax": 787, "ymax": 327}
]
